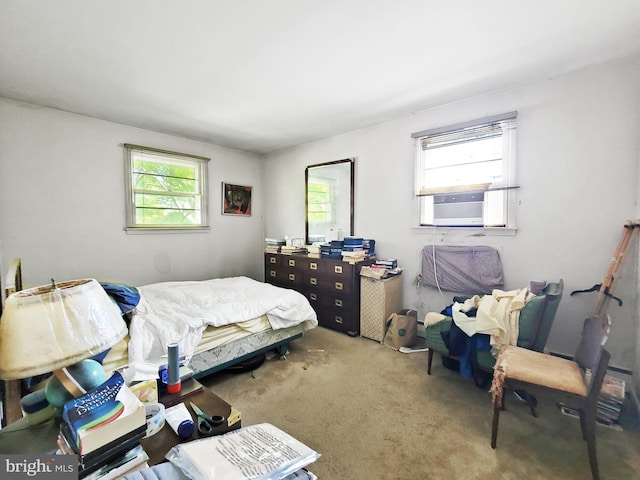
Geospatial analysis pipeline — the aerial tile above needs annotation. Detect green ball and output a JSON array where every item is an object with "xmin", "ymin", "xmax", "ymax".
[{"xmin": 45, "ymin": 359, "xmax": 107, "ymax": 408}]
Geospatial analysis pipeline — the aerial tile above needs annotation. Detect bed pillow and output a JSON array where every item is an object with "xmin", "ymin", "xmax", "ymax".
[{"xmin": 100, "ymin": 282, "xmax": 141, "ymax": 315}]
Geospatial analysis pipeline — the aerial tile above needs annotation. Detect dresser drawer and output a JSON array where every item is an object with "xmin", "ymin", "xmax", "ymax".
[
  {"xmin": 325, "ymin": 261, "xmax": 355, "ymax": 278},
  {"xmin": 281, "ymin": 255, "xmax": 309, "ymax": 270},
  {"xmin": 265, "ymin": 253, "xmax": 282, "ymax": 268},
  {"xmin": 306, "ymin": 289, "xmax": 355, "ymax": 311},
  {"xmin": 316, "ymin": 308, "xmax": 356, "ymax": 335},
  {"xmin": 303, "ymin": 273, "xmax": 353, "ymax": 295},
  {"xmin": 265, "ymin": 267, "xmax": 289, "ymax": 287}
]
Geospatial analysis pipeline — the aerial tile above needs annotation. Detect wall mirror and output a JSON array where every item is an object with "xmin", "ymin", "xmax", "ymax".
[{"xmin": 305, "ymin": 158, "xmax": 354, "ymax": 244}]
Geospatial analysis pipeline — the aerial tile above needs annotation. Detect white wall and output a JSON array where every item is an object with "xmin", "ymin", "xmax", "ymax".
[
  {"xmin": 1, "ymin": 57, "xmax": 638, "ymax": 390},
  {"xmin": 264, "ymin": 56, "xmax": 640, "ymax": 372},
  {"xmin": 0, "ymin": 99, "xmax": 266, "ymax": 287}
]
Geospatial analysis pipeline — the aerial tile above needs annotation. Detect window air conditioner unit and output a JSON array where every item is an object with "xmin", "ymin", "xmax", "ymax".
[{"xmin": 432, "ymin": 192, "xmax": 484, "ymax": 226}]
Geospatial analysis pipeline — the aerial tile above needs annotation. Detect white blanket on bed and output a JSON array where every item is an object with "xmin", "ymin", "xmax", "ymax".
[{"xmin": 127, "ymin": 276, "xmax": 318, "ymax": 365}]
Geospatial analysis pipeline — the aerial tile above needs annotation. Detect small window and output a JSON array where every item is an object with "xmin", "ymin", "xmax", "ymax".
[
  {"xmin": 413, "ymin": 112, "xmax": 517, "ymax": 228},
  {"xmin": 124, "ymin": 144, "xmax": 209, "ymax": 231}
]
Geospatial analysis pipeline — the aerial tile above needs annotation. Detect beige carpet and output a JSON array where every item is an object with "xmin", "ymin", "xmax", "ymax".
[{"xmin": 200, "ymin": 327, "xmax": 640, "ymax": 480}]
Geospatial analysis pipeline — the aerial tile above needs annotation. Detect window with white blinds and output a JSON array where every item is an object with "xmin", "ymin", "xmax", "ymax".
[
  {"xmin": 124, "ymin": 144, "xmax": 210, "ymax": 232},
  {"xmin": 413, "ymin": 112, "xmax": 517, "ymax": 228}
]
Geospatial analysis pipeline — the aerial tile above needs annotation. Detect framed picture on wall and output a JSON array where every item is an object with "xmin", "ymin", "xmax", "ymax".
[{"xmin": 222, "ymin": 182, "xmax": 252, "ymax": 216}]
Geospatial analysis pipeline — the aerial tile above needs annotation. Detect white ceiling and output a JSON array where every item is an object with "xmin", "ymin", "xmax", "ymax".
[{"xmin": 2, "ymin": 1, "xmax": 640, "ymax": 154}]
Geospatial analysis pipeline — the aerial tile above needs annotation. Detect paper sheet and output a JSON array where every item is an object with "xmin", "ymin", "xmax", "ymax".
[{"xmin": 167, "ymin": 423, "xmax": 320, "ymax": 480}]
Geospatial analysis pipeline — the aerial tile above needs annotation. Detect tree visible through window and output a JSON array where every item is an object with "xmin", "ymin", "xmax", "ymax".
[
  {"xmin": 124, "ymin": 144, "xmax": 209, "ymax": 230},
  {"xmin": 307, "ymin": 179, "xmax": 334, "ymax": 224}
]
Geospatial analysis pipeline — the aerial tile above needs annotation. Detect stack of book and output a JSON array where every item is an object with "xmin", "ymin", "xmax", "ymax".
[
  {"xmin": 280, "ymin": 245, "xmax": 307, "ymax": 255},
  {"xmin": 342, "ymin": 237, "xmax": 364, "ymax": 252},
  {"xmin": 78, "ymin": 445, "xmax": 148, "ymax": 480},
  {"xmin": 265, "ymin": 238, "xmax": 286, "ymax": 253},
  {"xmin": 373, "ymin": 258, "xmax": 402, "ymax": 277},
  {"xmin": 58, "ymin": 371, "xmax": 148, "ymax": 479},
  {"xmin": 375, "ymin": 258, "xmax": 397, "ymax": 269},
  {"xmin": 320, "ymin": 243, "xmax": 332, "ymax": 257},
  {"xmin": 596, "ymin": 374, "xmax": 626, "ymax": 426},
  {"xmin": 341, "ymin": 237, "xmax": 375, "ymax": 264},
  {"xmin": 363, "ymin": 238, "xmax": 375, "ymax": 256},
  {"xmin": 306, "ymin": 244, "xmax": 323, "ymax": 258},
  {"xmin": 320, "ymin": 240, "xmax": 343, "ymax": 258},
  {"xmin": 342, "ymin": 250, "xmax": 367, "ymax": 263},
  {"xmin": 559, "ymin": 373, "xmax": 626, "ymax": 429}
]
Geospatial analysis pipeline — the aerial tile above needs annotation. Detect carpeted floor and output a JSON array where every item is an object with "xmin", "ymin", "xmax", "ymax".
[{"xmin": 200, "ymin": 327, "xmax": 640, "ymax": 480}]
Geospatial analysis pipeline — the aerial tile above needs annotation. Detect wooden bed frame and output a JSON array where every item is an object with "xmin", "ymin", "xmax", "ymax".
[{"xmin": 0, "ymin": 258, "xmax": 309, "ymax": 426}]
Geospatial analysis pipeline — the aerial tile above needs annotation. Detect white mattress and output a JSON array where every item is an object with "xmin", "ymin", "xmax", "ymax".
[{"xmin": 101, "ymin": 315, "xmax": 273, "ymax": 374}]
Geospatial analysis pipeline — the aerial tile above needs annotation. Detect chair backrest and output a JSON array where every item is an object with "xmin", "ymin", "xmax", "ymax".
[
  {"xmin": 574, "ymin": 315, "xmax": 610, "ymax": 371},
  {"xmin": 516, "ymin": 279, "xmax": 564, "ymax": 351},
  {"xmin": 530, "ymin": 279, "xmax": 564, "ymax": 352},
  {"xmin": 586, "ymin": 349, "xmax": 611, "ymax": 407}
]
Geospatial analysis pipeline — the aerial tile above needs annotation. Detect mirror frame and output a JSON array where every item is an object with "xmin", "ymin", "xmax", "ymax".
[{"xmin": 305, "ymin": 158, "xmax": 355, "ymax": 245}]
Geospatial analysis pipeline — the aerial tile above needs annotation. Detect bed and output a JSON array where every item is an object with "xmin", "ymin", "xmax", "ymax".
[
  {"xmin": 101, "ymin": 275, "xmax": 318, "ymax": 379},
  {"xmin": 1, "ymin": 259, "xmax": 317, "ymax": 424}
]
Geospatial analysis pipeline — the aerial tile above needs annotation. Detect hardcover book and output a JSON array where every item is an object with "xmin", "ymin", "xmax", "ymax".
[
  {"xmin": 80, "ymin": 444, "xmax": 149, "ymax": 480},
  {"xmin": 59, "ymin": 421, "xmax": 146, "ymax": 471},
  {"xmin": 62, "ymin": 371, "xmax": 146, "ymax": 455}
]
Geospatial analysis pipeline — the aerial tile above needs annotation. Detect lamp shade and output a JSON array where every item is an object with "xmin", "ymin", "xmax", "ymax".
[{"xmin": 0, "ymin": 278, "xmax": 127, "ymax": 380}]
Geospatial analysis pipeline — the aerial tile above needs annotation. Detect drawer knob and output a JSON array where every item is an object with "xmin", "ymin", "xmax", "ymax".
[
  {"xmin": 335, "ymin": 299, "xmax": 343, "ymax": 307},
  {"xmin": 310, "ymin": 262, "xmax": 318, "ymax": 270},
  {"xmin": 269, "ymin": 271, "xmax": 276, "ymax": 277},
  {"xmin": 335, "ymin": 282, "xmax": 343, "ymax": 290},
  {"xmin": 288, "ymin": 259, "xmax": 296, "ymax": 267},
  {"xmin": 270, "ymin": 257, "xmax": 276, "ymax": 264},
  {"xmin": 310, "ymin": 293, "xmax": 317, "ymax": 301},
  {"xmin": 334, "ymin": 266, "xmax": 343, "ymax": 274},
  {"xmin": 289, "ymin": 273, "xmax": 296, "ymax": 281},
  {"xmin": 310, "ymin": 277, "xmax": 318, "ymax": 285},
  {"xmin": 335, "ymin": 316, "xmax": 343, "ymax": 324}
]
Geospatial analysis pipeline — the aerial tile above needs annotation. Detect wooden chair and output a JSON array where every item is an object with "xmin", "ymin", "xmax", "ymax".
[{"xmin": 490, "ymin": 315, "xmax": 611, "ymax": 480}]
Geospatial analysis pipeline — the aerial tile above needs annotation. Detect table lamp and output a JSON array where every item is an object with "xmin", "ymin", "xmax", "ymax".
[{"xmin": 0, "ymin": 278, "xmax": 128, "ymax": 411}]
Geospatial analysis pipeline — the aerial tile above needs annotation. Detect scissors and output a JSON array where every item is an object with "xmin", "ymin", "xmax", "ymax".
[{"xmin": 190, "ymin": 402, "xmax": 225, "ymax": 436}]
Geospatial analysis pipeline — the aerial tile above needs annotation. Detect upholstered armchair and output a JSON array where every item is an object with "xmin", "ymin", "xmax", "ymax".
[
  {"xmin": 424, "ymin": 280, "xmax": 564, "ymax": 388},
  {"xmin": 473, "ymin": 280, "xmax": 563, "ymax": 391}
]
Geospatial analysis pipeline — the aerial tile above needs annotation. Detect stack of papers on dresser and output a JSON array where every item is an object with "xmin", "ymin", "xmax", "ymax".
[{"xmin": 167, "ymin": 423, "xmax": 320, "ymax": 480}]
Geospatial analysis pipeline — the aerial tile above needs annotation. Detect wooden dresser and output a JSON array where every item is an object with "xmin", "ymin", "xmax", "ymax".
[{"xmin": 264, "ymin": 252, "xmax": 373, "ymax": 336}]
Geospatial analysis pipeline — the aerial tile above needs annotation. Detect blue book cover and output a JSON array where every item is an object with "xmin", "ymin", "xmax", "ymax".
[{"xmin": 62, "ymin": 371, "xmax": 144, "ymax": 453}]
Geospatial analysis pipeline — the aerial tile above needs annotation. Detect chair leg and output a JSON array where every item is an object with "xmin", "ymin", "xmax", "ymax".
[
  {"xmin": 522, "ymin": 391, "xmax": 538, "ymax": 417},
  {"xmin": 579, "ymin": 409, "xmax": 600, "ymax": 480},
  {"xmin": 578, "ymin": 408, "xmax": 588, "ymax": 441},
  {"xmin": 427, "ymin": 349, "xmax": 433, "ymax": 375},
  {"xmin": 491, "ymin": 389, "xmax": 503, "ymax": 449},
  {"xmin": 586, "ymin": 429, "xmax": 600, "ymax": 480}
]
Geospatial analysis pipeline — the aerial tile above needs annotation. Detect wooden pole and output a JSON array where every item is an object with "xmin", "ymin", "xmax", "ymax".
[{"xmin": 594, "ymin": 221, "xmax": 639, "ymax": 316}]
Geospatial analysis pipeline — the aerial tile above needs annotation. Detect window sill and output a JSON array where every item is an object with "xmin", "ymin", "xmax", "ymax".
[
  {"xmin": 124, "ymin": 227, "xmax": 210, "ymax": 235},
  {"xmin": 412, "ymin": 225, "xmax": 517, "ymax": 236}
]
